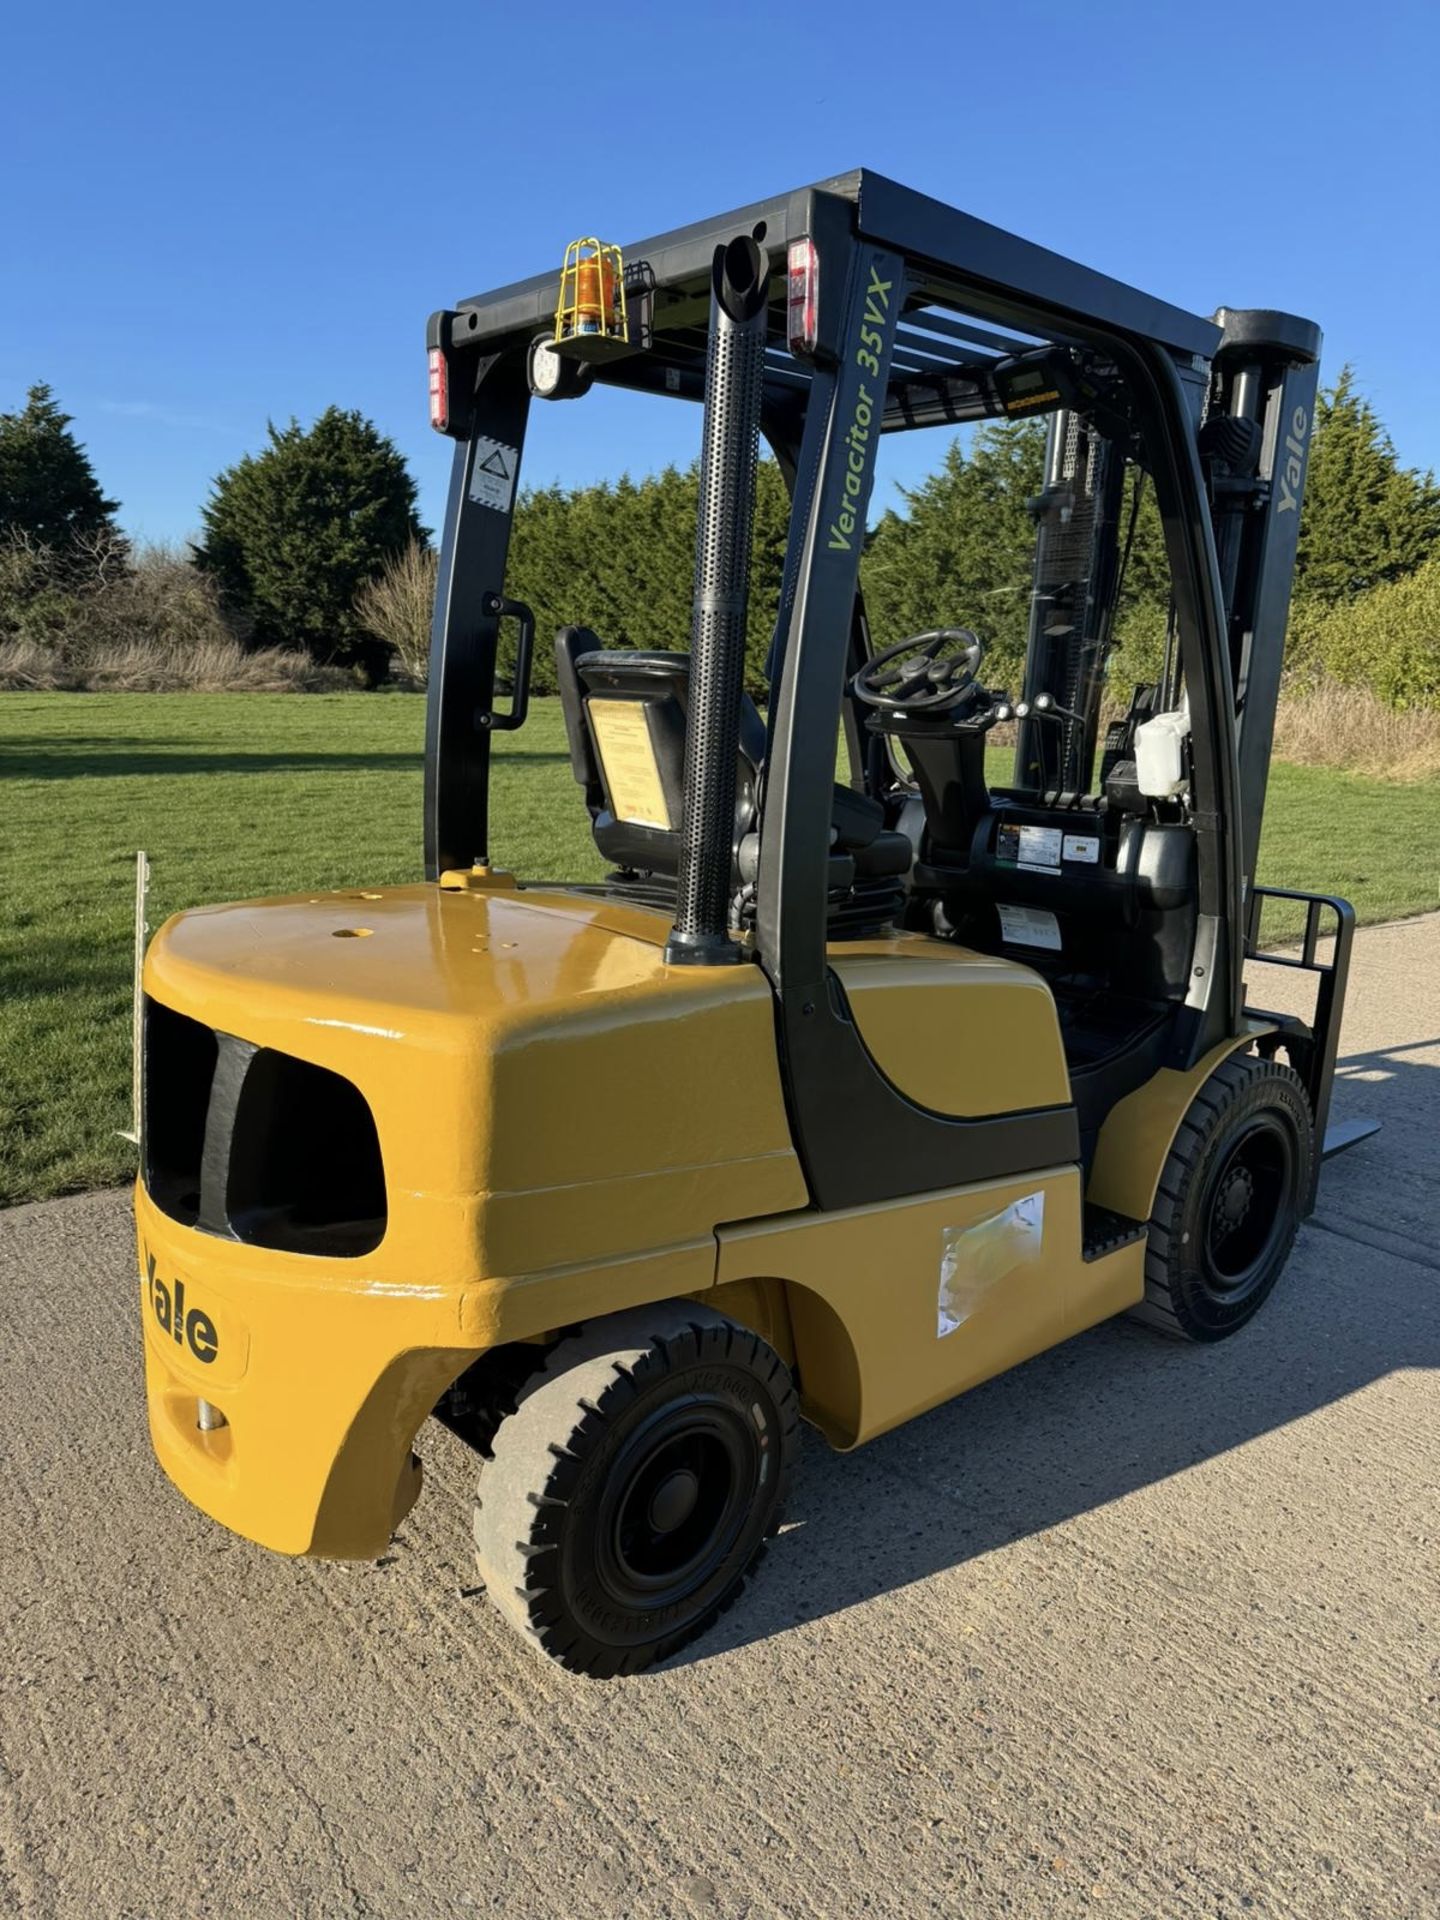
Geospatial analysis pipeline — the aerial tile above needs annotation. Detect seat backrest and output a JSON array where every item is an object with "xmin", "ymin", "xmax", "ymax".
[{"xmin": 554, "ymin": 628, "xmax": 766, "ymax": 878}]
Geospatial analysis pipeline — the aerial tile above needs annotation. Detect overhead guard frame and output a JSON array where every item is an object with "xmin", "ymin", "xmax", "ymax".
[{"xmin": 423, "ymin": 169, "xmax": 1320, "ymax": 1211}]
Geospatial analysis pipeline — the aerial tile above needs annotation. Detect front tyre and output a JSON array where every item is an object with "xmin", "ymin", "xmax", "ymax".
[
  {"xmin": 473, "ymin": 1304, "xmax": 797, "ymax": 1677},
  {"xmin": 1130, "ymin": 1054, "xmax": 1313, "ymax": 1342}
]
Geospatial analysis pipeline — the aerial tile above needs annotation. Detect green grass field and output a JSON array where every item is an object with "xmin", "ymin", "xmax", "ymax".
[{"xmin": 4, "ymin": 692, "xmax": 1438, "ymax": 1207}]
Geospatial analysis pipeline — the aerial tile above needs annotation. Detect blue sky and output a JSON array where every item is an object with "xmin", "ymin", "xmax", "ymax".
[{"xmin": 4, "ymin": 0, "xmax": 1437, "ymax": 544}]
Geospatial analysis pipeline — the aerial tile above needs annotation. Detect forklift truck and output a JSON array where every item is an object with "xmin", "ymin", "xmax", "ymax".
[{"xmin": 137, "ymin": 172, "xmax": 1365, "ymax": 1676}]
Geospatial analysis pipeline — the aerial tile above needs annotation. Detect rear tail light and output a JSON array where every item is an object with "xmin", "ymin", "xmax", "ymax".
[
  {"xmin": 427, "ymin": 347, "xmax": 449, "ymax": 432},
  {"xmin": 787, "ymin": 237, "xmax": 819, "ymax": 357}
]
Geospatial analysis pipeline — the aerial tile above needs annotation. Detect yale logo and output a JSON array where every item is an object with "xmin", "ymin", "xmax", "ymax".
[
  {"xmin": 1276, "ymin": 405, "xmax": 1309, "ymax": 515},
  {"xmin": 146, "ymin": 1250, "xmax": 219, "ymax": 1364}
]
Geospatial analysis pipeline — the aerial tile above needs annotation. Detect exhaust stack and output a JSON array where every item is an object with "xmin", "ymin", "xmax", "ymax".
[{"xmin": 665, "ymin": 233, "xmax": 771, "ymax": 967}]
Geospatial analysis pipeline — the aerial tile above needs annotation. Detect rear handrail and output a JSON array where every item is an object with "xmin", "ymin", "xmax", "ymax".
[{"xmin": 1243, "ymin": 885, "xmax": 1357, "ymax": 1195}]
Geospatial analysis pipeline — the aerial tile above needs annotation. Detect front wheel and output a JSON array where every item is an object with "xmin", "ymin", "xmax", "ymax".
[
  {"xmin": 473, "ymin": 1304, "xmax": 797, "ymax": 1677},
  {"xmin": 1130, "ymin": 1054, "xmax": 1313, "ymax": 1342}
]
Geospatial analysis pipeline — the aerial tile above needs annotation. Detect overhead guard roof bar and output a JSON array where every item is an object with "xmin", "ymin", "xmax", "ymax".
[
  {"xmin": 849, "ymin": 173, "xmax": 1220, "ymax": 361},
  {"xmin": 446, "ymin": 170, "xmax": 1221, "ymax": 368},
  {"xmin": 898, "ymin": 309, "xmax": 1043, "ymax": 358}
]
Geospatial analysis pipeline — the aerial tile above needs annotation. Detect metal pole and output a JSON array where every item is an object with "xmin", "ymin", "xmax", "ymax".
[
  {"xmin": 666, "ymin": 233, "xmax": 771, "ymax": 966},
  {"xmin": 120, "ymin": 850, "xmax": 149, "ymax": 1146}
]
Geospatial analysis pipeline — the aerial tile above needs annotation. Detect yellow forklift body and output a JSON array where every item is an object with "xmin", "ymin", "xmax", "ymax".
[
  {"xmin": 135, "ymin": 883, "xmax": 1159, "ymax": 1560},
  {"xmin": 829, "ymin": 938, "xmax": 1070, "ymax": 1115},
  {"xmin": 714, "ymin": 1026, "xmax": 1267, "ymax": 1451},
  {"xmin": 138, "ymin": 882, "xmax": 806, "ymax": 1556}
]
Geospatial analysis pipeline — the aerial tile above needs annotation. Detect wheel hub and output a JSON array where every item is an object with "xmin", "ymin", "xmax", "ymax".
[
  {"xmin": 648, "ymin": 1468, "xmax": 701, "ymax": 1535},
  {"xmin": 601, "ymin": 1408, "xmax": 754, "ymax": 1602},
  {"xmin": 1213, "ymin": 1162, "xmax": 1254, "ymax": 1241}
]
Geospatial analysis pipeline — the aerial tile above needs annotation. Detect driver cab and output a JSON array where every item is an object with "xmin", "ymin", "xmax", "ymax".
[
  {"xmin": 814, "ymin": 341, "xmax": 1213, "ymax": 1152},
  {"xmin": 423, "ymin": 181, "xmax": 1270, "ymax": 1215},
  {"xmin": 553, "ymin": 625, "xmax": 913, "ymax": 936},
  {"xmin": 547, "ymin": 337, "xmax": 1205, "ymax": 1156},
  {"xmin": 856, "ymin": 617, "xmax": 1198, "ymax": 1143}
]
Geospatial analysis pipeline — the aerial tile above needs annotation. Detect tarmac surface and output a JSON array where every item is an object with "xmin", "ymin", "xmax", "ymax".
[{"xmin": 1, "ymin": 915, "xmax": 1436, "ymax": 1919}]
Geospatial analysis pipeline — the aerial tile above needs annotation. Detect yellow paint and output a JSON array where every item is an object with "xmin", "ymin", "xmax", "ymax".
[
  {"xmin": 437, "ymin": 866, "xmax": 519, "ymax": 891},
  {"xmin": 139, "ymin": 883, "xmax": 807, "ymax": 1557},
  {"xmin": 587, "ymin": 700, "xmax": 673, "ymax": 830},
  {"xmin": 1088, "ymin": 1025, "xmax": 1272, "ymax": 1220},
  {"xmin": 1066, "ymin": 1237, "xmax": 1147, "ymax": 1329},
  {"xmin": 829, "ymin": 933, "xmax": 1068, "ymax": 1115},
  {"xmin": 136, "ymin": 875, "xmax": 1239, "ymax": 1564},
  {"xmin": 718, "ymin": 1166, "xmax": 1084, "ymax": 1446}
]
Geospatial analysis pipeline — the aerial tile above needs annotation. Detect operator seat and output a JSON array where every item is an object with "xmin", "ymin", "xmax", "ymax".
[{"xmin": 554, "ymin": 628, "xmax": 910, "ymax": 912}]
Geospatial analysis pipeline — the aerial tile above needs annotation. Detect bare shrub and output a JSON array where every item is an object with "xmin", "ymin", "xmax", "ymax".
[
  {"xmin": 69, "ymin": 539, "xmax": 236, "ymax": 661},
  {"xmin": 1272, "ymin": 677, "xmax": 1440, "ymax": 781},
  {"xmin": 0, "ymin": 529, "xmax": 90, "ymax": 653},
  {"xmin": 354, "ymin": 540, "xmax": 436, "ymax": 685},
  {"xmin": 0, "ymin": 635, "xmax": 74, "ymax": 689},
  {"xmin": 79, "ymin": 633, "xmax": 347, "ymax": 692},
  {"xmin": 0, "ymin": 538, "xmax": 348, "ymax": 691}
]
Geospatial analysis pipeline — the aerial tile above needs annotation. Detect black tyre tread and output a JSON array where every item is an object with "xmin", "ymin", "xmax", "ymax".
[
  {"xmin": 1130, "ymin": 1054, "xmax": 1312, "ymax": 1341},
  {"xmin": 472, "ymin": 1303, "xmax": 797, "ymax": 1678}
]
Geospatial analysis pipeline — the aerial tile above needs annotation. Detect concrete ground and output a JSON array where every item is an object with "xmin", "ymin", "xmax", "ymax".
[{"xmin": 1, "ymin": 916, "xmax": 1436, "ymax": 1920}]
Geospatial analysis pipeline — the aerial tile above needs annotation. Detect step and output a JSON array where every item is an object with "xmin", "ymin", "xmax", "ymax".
[{"xmin": 1081, "ymin": 1202, "xmax": 1147, "ymax": 1263}]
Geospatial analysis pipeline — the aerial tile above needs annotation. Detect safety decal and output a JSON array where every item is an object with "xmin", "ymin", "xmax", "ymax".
[
  {"xmin": 469, "ymin": 438, "xmax": 519, "ymax": 513},
  {"xmin": 996, "ymin": 904, "xmax": 1062, "ymax": 951},
  {"xmin": 1017, "ymin": 824, "xmax": 1062, "ymax": 871},
  {"xmin": 996, "ymin": 823, "xmax": 1064, "ymax": 872}
]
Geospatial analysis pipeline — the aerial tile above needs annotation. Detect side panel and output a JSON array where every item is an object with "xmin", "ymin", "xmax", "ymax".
[
  {"xmin": 717, "ymin": 1166, "xmax": 1083, "ymax": 1447},
  {"xmin": 478, "ymin": 975, "xmax": 808, "ymax": 1274},
  {"xmin": 828, "ymin": 938, "xmax": 1069, "ymax": 1117},
  {"xmin": 1086, "ymin": 1029, "xmax": 1266, "ymax": 1221},
  {"xmin": 138, "ymin": 1184, "xmax": 474, "ymax": 1559}
]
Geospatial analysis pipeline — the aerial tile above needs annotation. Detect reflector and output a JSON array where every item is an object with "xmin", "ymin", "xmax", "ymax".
[
  {"xmin": 786, "ymin": 237, "xmax": 819, "ymax": 356},
  {"xmin": 427, "ymin": 347, "xmax": 449, "ymax": 432}
]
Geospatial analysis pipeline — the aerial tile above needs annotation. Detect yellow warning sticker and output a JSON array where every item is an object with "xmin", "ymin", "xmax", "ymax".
[{"xmin": 588, "ymin": 701, "xmax": 673, "ymax": 831}]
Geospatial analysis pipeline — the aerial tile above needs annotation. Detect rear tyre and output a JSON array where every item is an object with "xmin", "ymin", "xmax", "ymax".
[
  {"xmin": 1130, "ymin": 1054, "xmax": 1313, "ymax": 1342},
  {"xmin": 473, "ymin": 1304, "xmax": 797, "ymax": 1677}
]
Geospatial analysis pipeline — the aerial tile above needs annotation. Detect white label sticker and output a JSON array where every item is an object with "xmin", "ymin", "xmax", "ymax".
[
  {"xmin": 469, "ymin": 438, "xmax": 519, "ymax": 513},
  {"xmin": 938, "ymin": 1192, "xmax": 1045, "ymax": 1337},
  {"xmin": 997, "ymin": 904, "xmax": 1062, "ymax": 951},
  {"xmin": 1062, "ymin": 833, "xmax": 1101, "ymax": 865},
  {"xmin": 1017, "ymin": 824, "xmax": 1062, "ymax": 871}
]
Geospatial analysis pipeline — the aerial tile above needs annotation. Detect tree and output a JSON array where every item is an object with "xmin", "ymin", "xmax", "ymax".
[
  {"xmin": 355, "ymin": 539, "xmax": 437, "ymax": 684},
  {"xmin": 0, "ymin": 383, "xmax": 121, "ymax": 552},
  {"xmin": 503, "ymin": 458, "xmax": 793, "ymax": 695},
  {"xmin": 196, "ymin": 408, "xmax": 424, "ymax": 675},
  {"xmin": 1296, "ymin": 367, "xmax": 1440, "ymax": 603},
  {"xmin": 861, "ymin": 420, "xmax": 1048, "ymax": 692}
]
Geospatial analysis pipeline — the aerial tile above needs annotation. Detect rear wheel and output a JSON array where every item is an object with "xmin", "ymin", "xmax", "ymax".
[
  {"xmin": 1131, "ymin": 1054, "xmax": 1313, "ymax": 1342},
  {"xmin": 472, "ymin": 1304, "xmax": 797, "ymax": 1676}
]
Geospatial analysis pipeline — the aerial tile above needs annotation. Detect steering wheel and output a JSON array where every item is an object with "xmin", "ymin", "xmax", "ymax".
[{"xmin": 853, "ymin": 629, "xmax": 986, "ymax": 715}]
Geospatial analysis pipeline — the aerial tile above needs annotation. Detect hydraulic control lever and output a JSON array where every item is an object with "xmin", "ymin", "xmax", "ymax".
[{"xmin": 1015, "ymin": 690, "xmax": 1087, "ymax": 726}]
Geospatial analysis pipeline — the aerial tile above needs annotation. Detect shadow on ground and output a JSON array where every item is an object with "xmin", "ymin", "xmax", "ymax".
[
  {"xmin": 0, "ymin": 739, "xmax": 428, "ymax": 781},
  {"xmin": 669, "ymin": 1032, "xmax": 1440, "ymax": 1663},
  {"xmin": 0, "ymin": 737, "xmax": 581, "ymax": 782}
]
